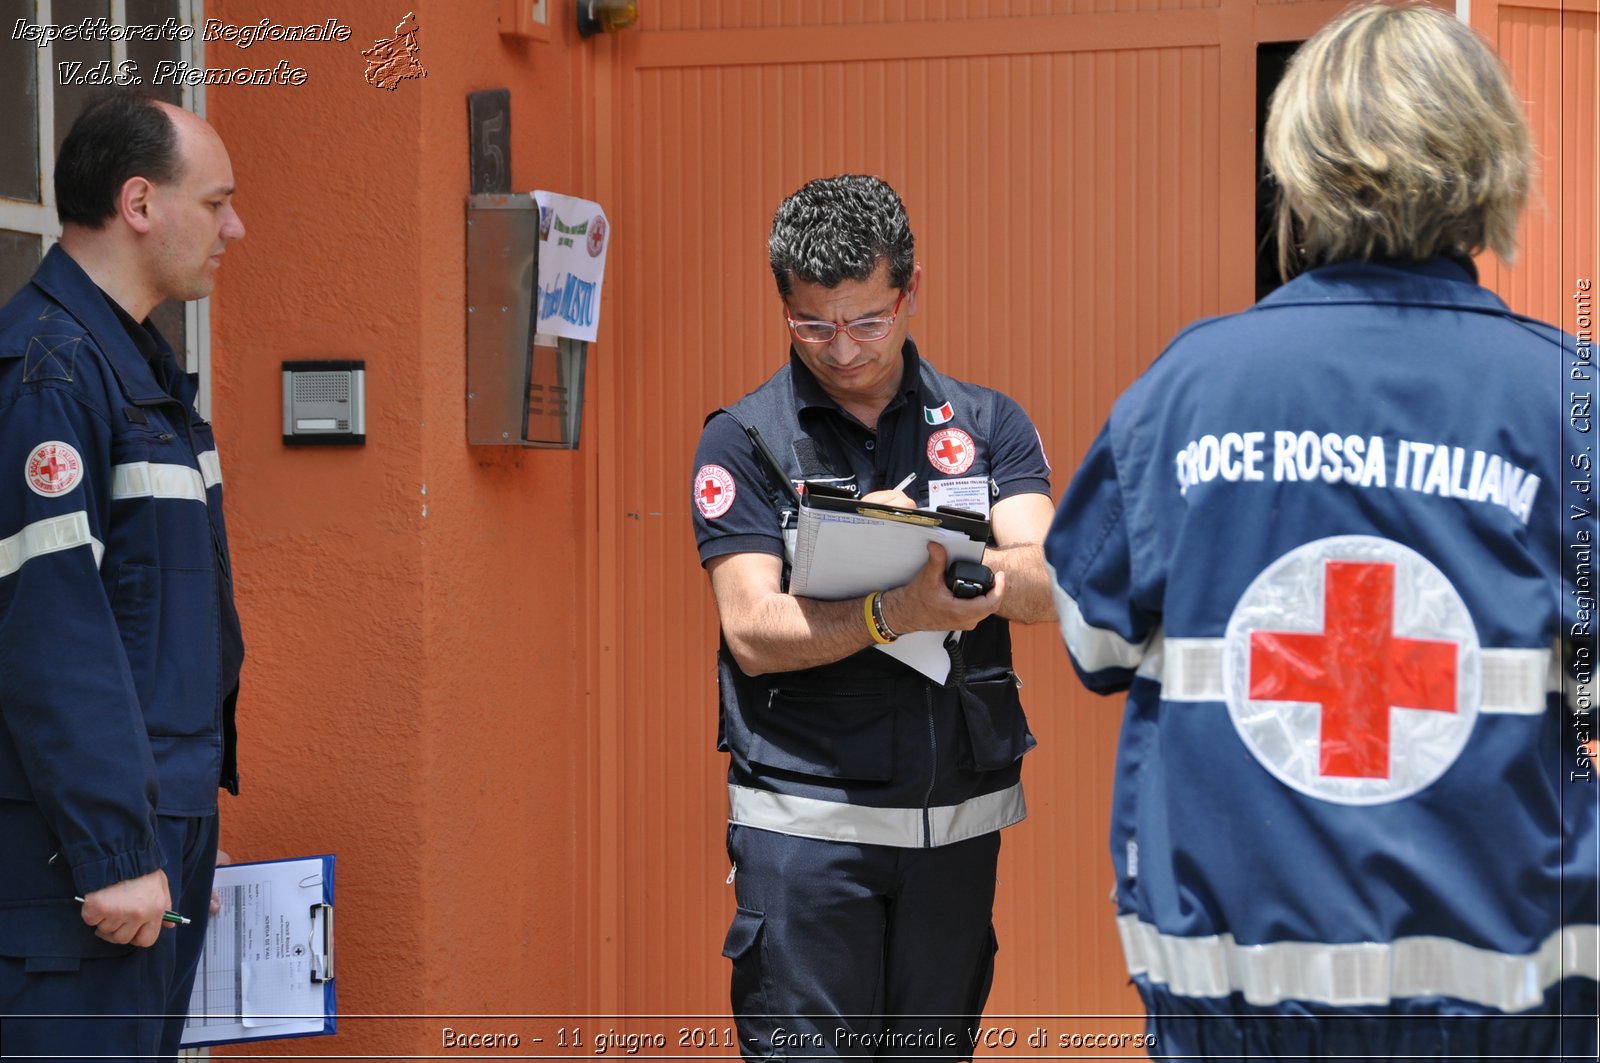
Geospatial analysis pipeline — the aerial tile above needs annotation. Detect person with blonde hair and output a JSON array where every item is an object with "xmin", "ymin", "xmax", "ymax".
[{"xmin": 1044, "ymin": 3, "xmax": 1596, "ymax": 1057}]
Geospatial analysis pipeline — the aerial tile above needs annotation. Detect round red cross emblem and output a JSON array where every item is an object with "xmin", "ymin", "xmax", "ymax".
[
  {"xmin": 927, "ymin": 428, "xmax": 976, "ymax": 476},
  {"xmin": 26, "ymin": 441, "xmax": 84, "ymax": 498},
  {"xmin": 1221, "ymin": 535, "xmax": 1482, "ymax": 805},
  {"xmin": 694, "ymin": 464, "xmax": 736, "ymax": 519}
]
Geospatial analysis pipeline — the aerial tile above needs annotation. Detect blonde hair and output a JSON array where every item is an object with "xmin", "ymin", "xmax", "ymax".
[{"xmin": 1264, "ymin": 2, "xmax": 1531, "ymax": 277}]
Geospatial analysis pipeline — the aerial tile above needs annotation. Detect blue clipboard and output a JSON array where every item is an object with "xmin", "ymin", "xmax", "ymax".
[{"xmin": 180, "ymin": 853, "xmax": 336, "ymax": 1048}]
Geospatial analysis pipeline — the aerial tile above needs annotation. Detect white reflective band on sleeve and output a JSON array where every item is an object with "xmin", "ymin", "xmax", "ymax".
[
  {"xmin": 1479, "ymin": 648, "xmax": 1553, "ymax": 714},
  {"xmin": 1155, "ymin": 638, "xmax": 1553, "ymax": 714},
  {"xmin": 111, "ymin": 461, "xmax": 208, "ymax": 504},
  {"xmin": 0, "ymin": 512, "xmax": 105, "ymax": 578},
  {"xmin": 728, "ymin": 782, "xmax": 1026, "ymax": 849},
  {"xmin": 1048, "ymin": 561, "xmax": 1148, "ymax": 673},
  {"xmin": 1118, "ymin": 914, "xmax": 1599, "ymax": 1011},
  {"xmin": 196, "ymin": 450, "xmax": 222, "ymax": 489}
]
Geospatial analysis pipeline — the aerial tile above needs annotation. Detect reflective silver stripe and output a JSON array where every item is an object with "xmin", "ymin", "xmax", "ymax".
[
  {"xmin": 1118, "ymin": 914, "xmax": 1600, "ymax": 1011},
  {"xmin": 930, "ymin": 783, "xmax": 1027, "ymax": 847},
  {"xmin": 1049, "ymin": 560, "xmax": 1148, "ymax": 672},
  {"xmin": 1480, "ymin": 648, "xmax": 1552, "ymax": 714},
  {"xmin": 196, "ymin": 449, "xmax": 222, "ymax": 489},
  {"xmin": 0, "ymin": 512, "xmax": 104, "ymax": 578},
  {"xmin": 111, "ymin": 461, "xmax": 208, "ymax": 503},
  {"xmin": 728, "ymin": 782, "xmax": 1026, "ymax": 849},
  {"xmin": 1155, "ymin": 638, "xmax": 1554, "ymax": 714}
]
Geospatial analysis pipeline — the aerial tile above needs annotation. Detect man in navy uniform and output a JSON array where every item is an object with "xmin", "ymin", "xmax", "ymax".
[
  {"xmin": 0, "ymin": 91, "xmax": 246, "ymax": 1059},
  {"xmin": 1044, "ymin": 5, "xmax": 1597, "ymax": 1058},
  {"xmin": 692, "ymin": 174, "xmax": 1056, "ymax": 1059}
]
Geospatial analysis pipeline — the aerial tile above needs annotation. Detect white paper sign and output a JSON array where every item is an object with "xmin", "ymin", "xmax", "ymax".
[{"xmin": 534, "ymin": 190, "xmax": 609, "ymax": 342}]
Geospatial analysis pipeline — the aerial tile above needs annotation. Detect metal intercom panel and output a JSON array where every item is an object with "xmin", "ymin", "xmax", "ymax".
[{"xmin": 282, "ymin": 360, "xmax": 366, "ymax": 445}]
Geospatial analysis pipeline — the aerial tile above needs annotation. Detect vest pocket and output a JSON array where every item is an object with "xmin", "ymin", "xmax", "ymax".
[
  {"xmin": 956, "ymin": 673, "xmax": 1035, "ymax": 772},
  {"xmin": 748, "ymin": 686, "xmax": 895, "ymax": 781}
]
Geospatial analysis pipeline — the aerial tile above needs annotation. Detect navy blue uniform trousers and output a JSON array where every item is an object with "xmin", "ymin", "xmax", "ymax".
[
  {"xmin": 725, "ymin": 824, "xmax": 1001, "ymax": 1062},
  {"xmin": 0, "ymin": 809, "xmax": 219, "ymax": 1061}
]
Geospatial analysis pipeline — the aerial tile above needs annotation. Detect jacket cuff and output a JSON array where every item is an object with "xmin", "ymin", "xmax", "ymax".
[{"xmin": 71, "ymin": 838, "xmax": 165, "ymax": 895}]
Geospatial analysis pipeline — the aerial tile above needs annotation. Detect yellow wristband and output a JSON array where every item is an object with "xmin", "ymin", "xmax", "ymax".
[{"xmin": 865, "ymin": 592, "xmax": 889, "ymax": 644}]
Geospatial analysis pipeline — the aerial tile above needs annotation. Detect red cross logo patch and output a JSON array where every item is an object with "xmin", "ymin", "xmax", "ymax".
[
  {"xmin": 1221, "ymin": 535, "xmax": 1482, "ymax": 805},
  {"xmin": 694, "ymin": 464, "xmax": 736, "ymax": 519},
  {"xmin": 25, "ymin": 441, "xmax": 84, "ymax": 498},
  {"xmin": 927, "ymin": 428, "xmax": 976, "ymax": 476}
]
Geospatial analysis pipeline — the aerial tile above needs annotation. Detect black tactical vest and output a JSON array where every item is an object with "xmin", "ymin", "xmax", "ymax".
[{"xmin": 710, "ymin": 346, "xmax": 1036, "ymax": 836}]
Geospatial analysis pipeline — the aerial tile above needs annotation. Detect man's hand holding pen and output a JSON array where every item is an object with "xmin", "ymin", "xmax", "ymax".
[
  {"xmin": 79, "ymin": 870, "xmax": 175, "ymax": 948},
  {"xmin": 859, "ymin": 471, "xmax": 918, "ymax": 511}
]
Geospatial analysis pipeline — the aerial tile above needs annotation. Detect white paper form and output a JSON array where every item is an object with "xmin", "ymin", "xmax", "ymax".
[
  {"xmin": 181, "ymin": 856, "xmax": 332, "ymax": 1046},
  {"xmin": 788, "ymin": 504, "xmax": 986, "ymax": 682}
]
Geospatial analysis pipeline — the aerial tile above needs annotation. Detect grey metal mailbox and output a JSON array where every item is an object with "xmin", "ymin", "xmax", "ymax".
[{"xmin": 465, "ymin": 193, "xmax": 586, "ymax": 448}]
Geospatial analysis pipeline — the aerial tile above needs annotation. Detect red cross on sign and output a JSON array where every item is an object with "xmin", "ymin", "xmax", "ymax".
[
  {"xmin": 699, "ymin": 479, "xmax": 722, "ymax": 505},
  {"xmin": 1249, "ymin": 560, "xmax": 1457, "ymax": 779}
]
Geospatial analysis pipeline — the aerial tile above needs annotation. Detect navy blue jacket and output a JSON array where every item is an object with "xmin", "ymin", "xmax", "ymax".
[
  {"xmin": 1045, "ymin": 258, "xmax": 1597, "ymax": 1024},
  {"xmin": 0, "ymin": 246, "xmax": 242, "ymax": 908}
]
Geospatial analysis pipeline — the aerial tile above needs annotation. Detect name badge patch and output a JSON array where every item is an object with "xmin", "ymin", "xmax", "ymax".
[{"xmin": 928, "ymin": 476, "xmax": 990, "ymax": 517}]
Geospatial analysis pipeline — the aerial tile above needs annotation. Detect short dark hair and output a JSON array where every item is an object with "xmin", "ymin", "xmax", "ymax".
[
  {"xmin": 55, "ymin": 91, "xmax": 182, "ymax": 229},
  {"xmin": 768, "ymin": 175, "xmax": 915, "ymax": 297}
]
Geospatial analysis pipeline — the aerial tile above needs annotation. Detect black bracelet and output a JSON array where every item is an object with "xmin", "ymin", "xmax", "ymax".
[{"xmin": 870, "ymin": 590, "xmax": 900, "ymax": 643}]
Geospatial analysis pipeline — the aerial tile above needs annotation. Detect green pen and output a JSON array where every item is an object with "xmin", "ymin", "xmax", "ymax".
[{"xmin": 74, "ymin": 896, "xmax": 191, "ymax": 926}]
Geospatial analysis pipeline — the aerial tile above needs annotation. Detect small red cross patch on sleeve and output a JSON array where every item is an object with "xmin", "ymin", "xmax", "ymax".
[
  {"xmin": 694, "ymin": 464, "xmax": 736, "ymax": 519},
  {"xmin": 26, "ymin": 441, "xmax": 84, "ymax": 498}
]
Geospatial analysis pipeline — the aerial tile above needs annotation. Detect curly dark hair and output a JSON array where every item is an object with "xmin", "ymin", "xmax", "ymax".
[{"xmin": 768, "ymin": 175, "xmax": 915, "ymax": 297}]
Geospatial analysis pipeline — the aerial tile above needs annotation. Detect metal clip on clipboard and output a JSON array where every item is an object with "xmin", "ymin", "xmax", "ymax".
[
  {"xmin": 310, "ymin": 902, "xmax": 335, "ymax": 983},
  {"xmin": 799, "ymin": 481, "xmax": 993, "ymax": 543}
]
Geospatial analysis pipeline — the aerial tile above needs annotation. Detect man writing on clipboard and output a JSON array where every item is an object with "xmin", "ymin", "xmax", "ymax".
[{"xmin": 690, "ymin": 175, "xmax": 1056, "ymax": 1061}]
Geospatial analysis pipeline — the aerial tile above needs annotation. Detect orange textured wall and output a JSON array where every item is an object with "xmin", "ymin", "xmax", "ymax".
[{"xmin": 206, "ymin": 0, "xmax": 590, "ymax": 1053}]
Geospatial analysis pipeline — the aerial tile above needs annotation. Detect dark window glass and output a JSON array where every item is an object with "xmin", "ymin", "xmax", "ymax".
[
  {"xmin": 1256, "ymin": 41, "xmax": 1301, "ymax": 301},
  {"xmin": 53, "ymin": 1, "xmax": 111, "ymax": 156},
  {"xmin": 0, "ymin": 6, "xmax": 41, "ymax": 201},
  {"xmin": 0, "ymin": 230, "xmax": 42, "ymax": 304},
  {"xmin": 126, "ymin": 0, "xmax": 183, "ymax": 105},
  {"xmin": 148, "ymin": 300, "xmax": 187, "ymax": 371}
]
